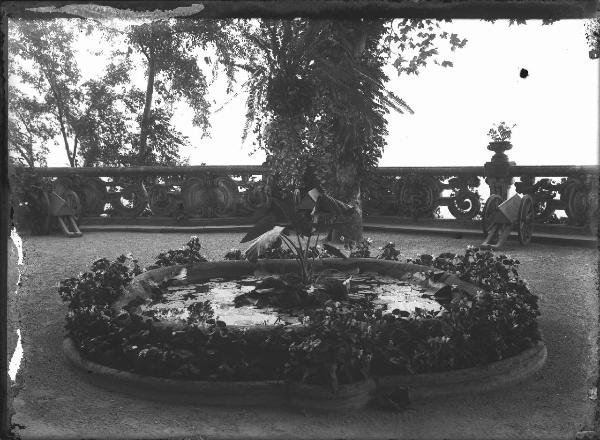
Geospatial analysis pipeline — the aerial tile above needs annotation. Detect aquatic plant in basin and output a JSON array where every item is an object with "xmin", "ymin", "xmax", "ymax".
[{"xmin": 241, "ymin": 188, "xmax": 356, "ymax": 284}]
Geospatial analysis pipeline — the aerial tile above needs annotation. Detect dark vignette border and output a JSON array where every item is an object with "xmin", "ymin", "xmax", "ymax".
[{"xmin": 0, "ymin": 0, "xmax": 597, "ymax": 439}]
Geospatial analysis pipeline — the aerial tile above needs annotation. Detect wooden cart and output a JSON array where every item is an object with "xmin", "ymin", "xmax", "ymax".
[
  {"xmin": 481, "ymin": 193, "xmax": 534, "ymax": 248},
  {"xmin": 48, "ymin": 190, "xmax": 82, "ymax": 237}
]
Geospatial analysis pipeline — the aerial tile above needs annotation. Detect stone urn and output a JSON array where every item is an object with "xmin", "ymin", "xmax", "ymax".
[{"xmin": 487, "ymin": 141, "xmax": 513, "ymax": 164}]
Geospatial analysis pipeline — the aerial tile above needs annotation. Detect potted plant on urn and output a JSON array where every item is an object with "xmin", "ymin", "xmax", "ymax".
[{"xmin": 487, "ymin": 122, "xmax": 516, "ymax": 163}]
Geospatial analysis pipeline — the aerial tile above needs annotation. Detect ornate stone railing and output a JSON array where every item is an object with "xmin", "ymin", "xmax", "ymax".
[
  {"xmin": 28, "ymin": 165, "xmax": 273, "ymax": 221},
  {"xmin": 12, "ymin": 143, "xmax": 599, "ymax": 232},
  {"xmin": 364, "ymin": 167, "xmax": 485, "ymax": 220},
  {"xmin": 365, "ymin": 164, "xmax": 598, "ymax": 228}
]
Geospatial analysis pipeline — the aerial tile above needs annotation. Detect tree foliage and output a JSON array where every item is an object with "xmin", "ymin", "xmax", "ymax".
[
  {"xmin": 235, "ymin": 18, "xmax": 467, "ymax": 239},
  {"xmin": 586, "ymin": 18, "xmax": 600, "ymax": 59},
  {"xmin": 77, "ymin": 56, "xmax": 191, "ymax": 167},
  {"xmin": 8, "ymin": 85, "xmax": 53, "ymax": 167},
  {"xmin": 75, "ymin": 53, "xmax": 137, "ymax": 166},
  {"xmin": 10, "ymin": 19, "xmax": 85, "ymax": 167},
  {"xmin": 237, "ymin": 19, "xmax": 466, "ymax": 192},
  {"xmin": 9, "ymin": 19, "xmax": 156, "ymax": 167},
  {"xmin": 9, "ymin": 18, "xmax": 237, "ymax": 167},
  {"xmin": 126, "ymin": 18, "xmax": 239, "ymax": 164},
  {"xmin": 9, "ymin": 16, "xmax": 467, "ymax": 183}
]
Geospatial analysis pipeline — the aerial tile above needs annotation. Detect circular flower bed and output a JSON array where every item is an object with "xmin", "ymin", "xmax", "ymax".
[{"xmin": 60, "ymin": 238, "xmax": 543, "ymax": 408}]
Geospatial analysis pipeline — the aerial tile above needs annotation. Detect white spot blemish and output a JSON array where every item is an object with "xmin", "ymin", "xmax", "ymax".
[
  {"xmin": 9, "ymin": 228, "xmax": 25, "ymax": 380},
  {"xmin": 9, "ymin": 329, "xmax": 23, "ymax": 382},
  {"xmin": 10, "ymin": 227, "xmax": 23, "ymax": 266}
]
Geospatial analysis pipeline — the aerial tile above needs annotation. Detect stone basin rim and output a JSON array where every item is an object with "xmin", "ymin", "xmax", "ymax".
[{"xmin": 63, "ymin": 337, "xmax": 546, "ymax": 404}]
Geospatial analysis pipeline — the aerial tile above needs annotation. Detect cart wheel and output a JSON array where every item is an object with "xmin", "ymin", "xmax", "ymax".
[
  {"xmin": 63, "ymin": 190, "xmax": 82, "ymax": 224},
  {"xmin": 482, "ymin": 194, "xmax": 503, "ymax": 237},
  {"xmin": 518, "ymin": 194, "xmax": 534, "ymax": 245}
]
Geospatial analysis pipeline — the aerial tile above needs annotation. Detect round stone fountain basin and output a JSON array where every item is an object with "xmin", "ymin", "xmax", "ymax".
[{"xmin": 64, "ymin": 258, "xmax": 546, "ymax": 408}]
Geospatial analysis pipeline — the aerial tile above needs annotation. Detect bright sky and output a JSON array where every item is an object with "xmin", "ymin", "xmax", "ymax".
[{"xmin": 42, "ymin": 19, "xmax": 598, "ymax": 168}]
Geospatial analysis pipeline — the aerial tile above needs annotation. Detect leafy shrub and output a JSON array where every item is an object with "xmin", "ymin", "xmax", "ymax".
[
  {"xmin": 148, "ymin": 236, "xmax": 207, "ymax": 269},
  {"xmin": 59, "ymin": 254, "xmax": 142, "ymax": 309},
  {"xmin": 370, "ymin": 308, "xmax": 456, "ymax": 374},
  {"xmin": 285, "ymin": 304, "xmax": 373, "ymax": 390},
  {"xmin": 223, "ymin": 248, "xmax": 245, "ymax": 260},
  {"xmin": 260, "ymin": 237, "xmax": 297, "ymax": 259},
  {"xmin": 377, "ymin": 242, "xmax": 401, "ymax": 260},
  {"xmin": 9, "ymin": 168, "xmax": 52, "ymax": 234},
  {"xmin": 59, "ymin": 254, "xmax": 143, "ymax": 356},
  {"xmin": 487, "ymin": 121, "xmax": 516, "ymax": 142},
  {"xmin": 371, "ymin": 246, "xmax": 542, "ymax": 372},
  {"xmin": 305, "ymin": 244, "xmax": 331, "ymax": 259},
  {"xmin": 407, "ymin": 246, "xmax": 530, "ymax": 294},
  {"xmin": 343, "ymin": 237, "xmax": 373, "ymax": 258},
  {"xmin": 370, "ymin": 283, "xmax": 540, "ymax": 375},
  {"xmin": 223, "ymin": 239, "xmax": 297, "ymax": 260}
]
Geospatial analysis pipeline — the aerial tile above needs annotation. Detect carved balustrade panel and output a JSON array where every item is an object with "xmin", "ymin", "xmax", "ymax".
[
  {"xmin": 236, "ymin": 174, "xmax": 272, "ymax": 214},
  {"xmin": 182, "ymin": 175, "xmax": 219, "ymax": 217},
  {"xmin": 180, "ymin": 173, "xmax": 241, "ymax": 218},
  {"xmin": 514, "ymin": 170, "xmax": 598, "ymax": 227},
  {"xmin": 108, "ymin": 179, "xmax": 149, "ymax": 217},
  {"xmin": 362, "ymin": 174, "xmax": 399, "ymax": 215},
  {"xmin": 442, "ymin": 176, "xmax": 482, "ymax": 219},
  {"xmin": 396, "ymin": 174, "xmax": 444, "ymax": 218},
  {"xmin": 514, "ymin": 176, "xmax": 561, "ymax": 221},
  {"xmin": 561, "ymin": 175, "xmax": 594, "ymax": 226},
  {"xmin": 76, "ymin": 178, "xmax": 109, "ymax": 216},
  {"xmin": 364, "ymin": 169, "xmax": 484, "ymax": 220},
  {"xmin": 214, "ymin": 176, "xmax": 241, "ymax": 216},
  {"xmin": 147, "ymin": 184, "xmax": 181, "ymax": 217},
  {"xmin": 33, "ymin": 166, "xmax": 273, "ymax": 220}
]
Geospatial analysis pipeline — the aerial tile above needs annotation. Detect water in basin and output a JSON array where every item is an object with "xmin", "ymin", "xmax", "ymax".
[{"xmin": 137, "ymin": 272, "xmax": 443, "ymax": 327}]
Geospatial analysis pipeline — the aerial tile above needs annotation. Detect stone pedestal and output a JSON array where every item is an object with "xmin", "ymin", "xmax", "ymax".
[{"xmin": 484, "ymin": 142, "xmax": 515, "ymax": 200}]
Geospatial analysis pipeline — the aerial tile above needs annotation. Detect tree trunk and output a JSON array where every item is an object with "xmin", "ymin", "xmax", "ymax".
[
  {"xmin": 330, "ymin": 160, "xmax": 363, "ymax": 243},
  {"xmin": 72, "ymin": 135, "xmax": 78, "ymax": 166},
  {"xmin": 328, "ymin": 24, "xmax": 370, "ymax": 244},
  {"xmin": 139, "ymin": 53, "xmax": 156, "ymax": 165},
  {"xmin": 47, "ymin": 79, "xmax": 76, "ymax": 167},
  {"xmin": 58, "ymin": 117, "xmax": 75, "ymax": 167},
  {"xmin": 13, "ymin": 143, "xmax": 35, "ymax": 168},
  {"xmin": 26, "ymin": 147, "xmax": 35, "ymax": 168}
]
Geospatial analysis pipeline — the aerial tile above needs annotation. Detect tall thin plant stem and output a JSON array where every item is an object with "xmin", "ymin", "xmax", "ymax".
[
  {"xmin": 280, "ymin": 233, "xmax": 308, "ymax": 282},
  {"xmin": 280, "ymin": 234, "xmax": 299, "ymax": 254},
  {"xmin": 295, "ymin": 233, "xmax": 309, "ymax": 282},
  {"xmin": 303, "ymin": 232, "xmax": 316, "ymax": 281}
]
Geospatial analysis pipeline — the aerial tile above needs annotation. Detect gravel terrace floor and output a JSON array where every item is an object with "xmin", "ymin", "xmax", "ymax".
[{"xmin": 6, "ymin": 230, "xmax": 599, "ymax": 440}]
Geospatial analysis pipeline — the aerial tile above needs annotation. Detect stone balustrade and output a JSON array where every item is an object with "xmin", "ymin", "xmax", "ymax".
[
  {"xmin": 11, "ymin": 142, "xmax": 599, "ymax": 232},
  {"xmin": 364, "ymin": 164, "xmax": 598, "ymax": 227},
  {"xmin": 27, "ymin": 165, "xmax": 272, "ymax": 221}
]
